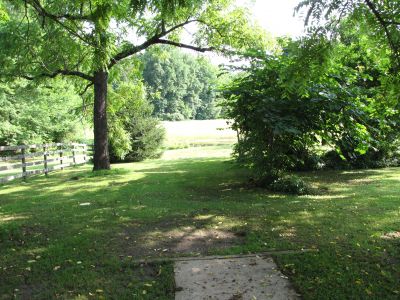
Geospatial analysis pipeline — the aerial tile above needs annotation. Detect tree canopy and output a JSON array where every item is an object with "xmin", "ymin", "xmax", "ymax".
[
  {"xmin": 0, "ymin": 0, "xmax": 267, "ymax": 169},
  {"xmin": 297, "ymin": 0, "xmax": 400, "ymax": 69}
]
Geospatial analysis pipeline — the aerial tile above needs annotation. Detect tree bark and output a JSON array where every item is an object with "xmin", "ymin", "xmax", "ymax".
[{"xmin": 93, "ymin": 70, "xmax": 111, "ymax": 170}]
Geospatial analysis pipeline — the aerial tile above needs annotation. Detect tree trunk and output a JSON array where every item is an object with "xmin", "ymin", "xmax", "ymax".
[{"xmin": 93, "ymin": 70, "xmax": 111, "ymax": 170}]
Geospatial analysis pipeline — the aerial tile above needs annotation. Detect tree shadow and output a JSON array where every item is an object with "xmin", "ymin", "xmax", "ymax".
[{"xmin": 1, "ymin": 159, "xmax": 400, "ymax": 298}]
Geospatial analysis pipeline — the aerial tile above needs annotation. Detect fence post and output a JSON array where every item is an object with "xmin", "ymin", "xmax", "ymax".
[
  {"xmin": 43, "ymin": 145, "xmax": 48, "ymax": 176},
  {"xmin": 83, "ymin": 144, "xmax": 87, "ymax": 163},
  {"xmin": 59, "ymin": 144, "xmax": 64, "ymax": 170},
  {"xmin": 21, "ymin": 148, "xmax": 27, "ymax": 180},
  {"xmin": 72, "ymin": 144, "xmax": 76, "ymax": 166}
]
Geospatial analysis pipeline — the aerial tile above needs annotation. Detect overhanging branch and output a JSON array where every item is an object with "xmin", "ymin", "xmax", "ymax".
[
  {"xmin": 108, "ymin": 38, "xmax": 157, "ymax": 69},
  {"xmin": 364, "ymin": 0, "xmax": 399, "ymax": 60},
  {"xmin": 21, "ymin": 69, "xmax": 94, "ymax": 82},
  {"xmin": 25, "ymin": 0, "xmax": 93, "ymax": 45},
  {"xmin": 108, "ymin": 19, "xmax": 215, "ymax": 69},
  {"xmin": 156, "ymin": 39, "xmax": 213, "ymax": 52},
  {"xmin": 26, "ymin": 0, "xmax": 92, "ymax": 21}
]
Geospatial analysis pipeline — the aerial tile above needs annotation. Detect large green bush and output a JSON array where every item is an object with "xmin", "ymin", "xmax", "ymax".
[{"xmin": 223, "ymin": 29, "xmax": 399, "ymax": 185}]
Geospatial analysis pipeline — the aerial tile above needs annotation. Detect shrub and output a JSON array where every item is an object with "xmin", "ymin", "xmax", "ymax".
[
  {"xmin": 107, "ymin": 68, "xmax": 165, "ymax": 163},
  {"xmin": 124, "ymin": 117, "xmax": 165, "ymax": 162},
  {"xmin": 288, "ymin": 147, "xmax": 323, "ymax": 171},
  {"xmin": 109, "ymin": 112, "xmax": 165, "ymax": 163},
  {"xmin": 269, "ymin": 175, "xmax": 311, "ymax": 195},
  {"xmin": 223, "ymin": 36, "xmax": 399, "ymax": 184},
  {"xmin": 321, "ymin": 144, "xmax": 400, "ymax": 170},
  {"xmin": 321, "ymin": 150, "xmax": 350, "ymax": 170}
]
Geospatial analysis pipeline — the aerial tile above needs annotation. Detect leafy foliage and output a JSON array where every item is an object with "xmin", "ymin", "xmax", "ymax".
[
  {"xmin": 223, "ymin": 29, "xmax": 399, "ymax": 185},
  {"xmin": 269, "ymin": 175, "xmax": 311, "ymax": 195},
  {"xmin": 141, "ymin": 46, "xmax": 221, "ymax": 120},
  {"xmin": 124, "ymin": 115, "xmax": 165, "ymax": 162},
  {"xmin": 107, "ymin": 61, "xmax": 165, "ymax": 162},
  {"xmin": 0, "ymin": 1, "xmax": 8, "ymax": 22},
  {"xmin": 0, "ymin": 79, "xmax": 84, "ymax": 145},
  {"xmin": 296, "ymin": 0, "xmax": 400, "ymax": 70},
  {"xmin": 0, "ymin": 0, "xmax": 267, "ymax": 80},
  {"xmin": 0, "ymin": 0, "xmax": 267, "ymax": 169}
]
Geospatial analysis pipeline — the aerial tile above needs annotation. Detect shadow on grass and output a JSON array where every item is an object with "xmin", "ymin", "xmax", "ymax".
[{"xmin": 0, "ymin": 159, "xmax": 399, "ymax": 299}]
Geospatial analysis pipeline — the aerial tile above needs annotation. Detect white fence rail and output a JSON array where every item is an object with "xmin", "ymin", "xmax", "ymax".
[{"xmin": 0, "ymin": 143, "xmax": 91, "ymax": 183}]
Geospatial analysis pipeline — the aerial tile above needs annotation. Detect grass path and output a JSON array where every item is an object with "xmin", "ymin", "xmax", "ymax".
[{"xmin": 0, "ymin": 145, "xmax": 399, "ymax": 299}]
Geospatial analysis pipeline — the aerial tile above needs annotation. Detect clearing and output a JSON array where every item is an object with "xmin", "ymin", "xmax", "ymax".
[
  {"xmin": 161, "ymin": 119, "xmax": 236, "ymax": 149},
  {"xmin": 0, "ymin": 143, "xmax": 400, "ymax": 299}
]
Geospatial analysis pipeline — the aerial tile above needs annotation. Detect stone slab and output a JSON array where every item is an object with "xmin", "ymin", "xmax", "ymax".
[{"xmin": 174, "ymin": 255, "xmax": 300, "ymax": 300}]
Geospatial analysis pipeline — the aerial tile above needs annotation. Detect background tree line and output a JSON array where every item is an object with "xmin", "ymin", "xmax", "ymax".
[
  {"xmin": 141, "ymin": 46, "xmax": 222, "ymax": 121},
  {"xmin": 0, "ymin": 78, "xmax": 87, "ymax": 146}
]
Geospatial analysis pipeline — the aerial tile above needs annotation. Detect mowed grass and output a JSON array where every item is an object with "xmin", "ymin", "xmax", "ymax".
[
  {"xmin": 161, "ymin": 119, "xmax": 236, "ymax": 149},
  {"xmin": 0, "ymin": 145, "xmax": 399, "ymax": 299}
]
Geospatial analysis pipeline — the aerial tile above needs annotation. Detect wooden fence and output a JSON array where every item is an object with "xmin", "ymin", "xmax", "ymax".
[{"xmin": 0, "ymin": 143, "xmax": 91, "ymax": 183}]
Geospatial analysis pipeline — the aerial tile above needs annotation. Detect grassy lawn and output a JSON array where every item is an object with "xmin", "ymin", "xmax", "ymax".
[
  {"xmin": 161, "ymin": 119, "xmax": 236, "ymax": 149},
  {"xmin": 1, "ymin": 145, "xmax": 399, "ymax": 299}
]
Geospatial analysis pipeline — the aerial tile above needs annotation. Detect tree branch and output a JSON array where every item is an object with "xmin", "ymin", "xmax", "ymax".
[
  {"xmin": 79, "ymin": 82, "xmax": 94, "ymax": 95},
  {"xmin": 21, "ymin": 69, "xmax": 94, "ymax": 82},
  {"xmin": 156, "ymin": 39, "xmax": 213, "ymax": 52},
  {"xmin": 26, "ymin": 0, "xmax": 92, "ymax": 21},
  {"xmin": 161, "ymin": 18, "xmax": 197, "ymax": 36},
  {"xmin": 108, "ymin": 38, "xmax": 157, "ymax": 69},
  {"xmin": 108, "ymin": 19, "xmax": 214, "ymax": 69},
  {"xmin": 25, "ymin": 0, "xmax": 93, "ymax": 45},
  {"xmin": 364, "ymin": 0, "xmax": 399, "ymax": 58}
]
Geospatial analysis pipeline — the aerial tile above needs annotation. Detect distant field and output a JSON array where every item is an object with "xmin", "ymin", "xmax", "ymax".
[{"xmin": 161, "ymin": 119, "xmax": 237, "ymax": 149}]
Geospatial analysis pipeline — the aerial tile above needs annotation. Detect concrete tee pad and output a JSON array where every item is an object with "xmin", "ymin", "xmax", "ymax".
[{"xmin": 174, "ymin": 255, "xmax": 300, "ymax": 300}]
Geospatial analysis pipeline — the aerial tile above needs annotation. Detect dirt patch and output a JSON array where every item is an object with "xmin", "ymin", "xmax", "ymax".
[
  {"xmin": 10, "ymin": 283, "xmax": 46, "ymax": 300},
  {"xmin": 15, "ymin": 284, "xmax": 34, "ymax": 300},
  {"xmin": 118, "ymin": 219, "xmax": 244, "ymax": 258},
  {"xmin": 381, "ymin": 231, "xmax": 400, "ymax": 240},
  {"xmin": 164, "ymin": 227, "xmax": 238, "ymax": 253}
]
